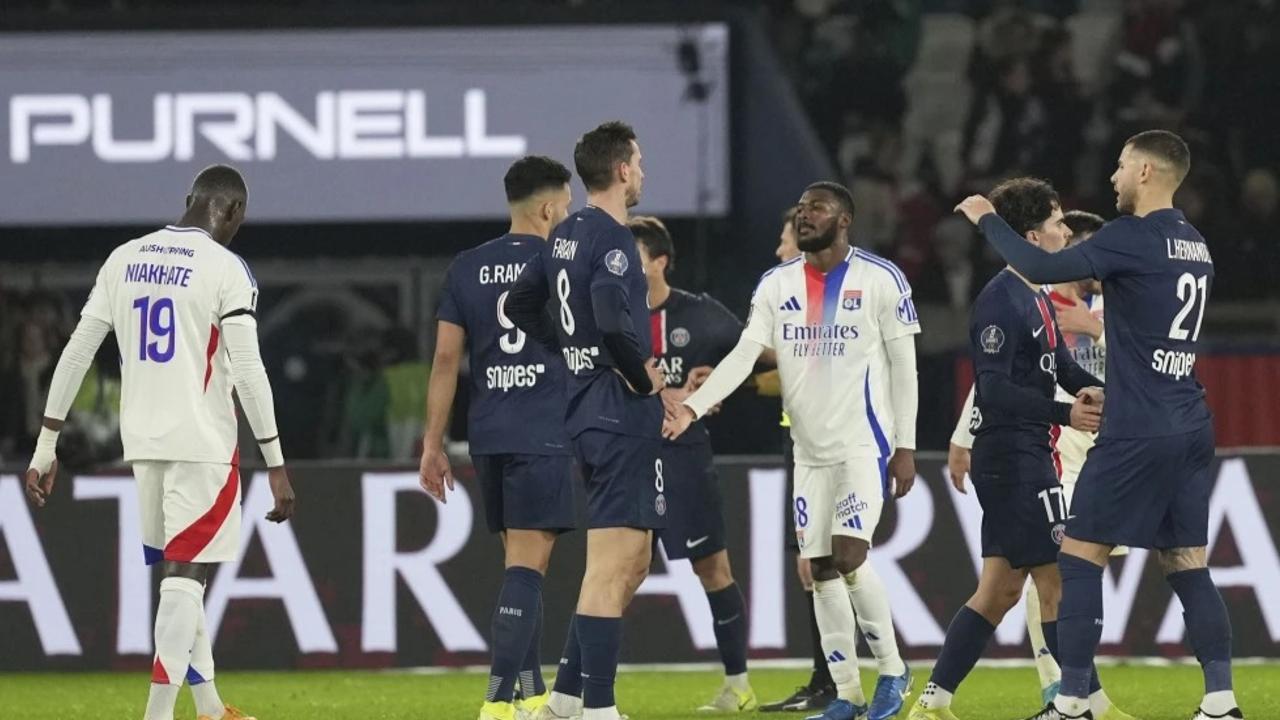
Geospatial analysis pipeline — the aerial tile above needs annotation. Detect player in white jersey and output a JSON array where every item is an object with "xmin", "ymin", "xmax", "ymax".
[
  {"xmin": 23, "ymin": 165, "xmax": 294, "ymax": 720},
  {"xmin": 948, "ymin": 211, "xmax": 1129, "ymax": 717},
  {"xmin": 665, "ymin": 182, "xmax": 920, "ymax": 720}
]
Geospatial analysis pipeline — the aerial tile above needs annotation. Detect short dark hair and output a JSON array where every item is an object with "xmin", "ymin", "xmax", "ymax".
[
  {"xmin": 989, "ymin": 177, "xmax": 1061, "ymax": 236},
  {"xmin": 504, "ymin": 155, "xmax": 571, "ymax": 203},
  {"xmin": 1126, "ymin": 129, "xmax": 1191, "ymax": 183},
  {"xmin": 574, "ymin": 121, "xmax": 637, "ymax": 193},
  {"xmin": 190, "ymin": 164, "xmax": 247, "ymax": 202},
  {"xmin": 628, "ymin": 215, "xmax": 674, "ymax": 273},
  {"xmin": 1063, "ymin": 210, "xmax": 1105, "ymax": 238},
  {"xmin": 804, "ymin": 181, "xmax": 855, "ymax": 218}
]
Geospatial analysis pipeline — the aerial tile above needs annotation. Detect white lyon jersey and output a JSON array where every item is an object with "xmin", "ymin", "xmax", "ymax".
[
  {"xmin": 744, "ymin": 247, "xmax": 920, "ymax": 465},
  {"xmin": 1050, "ymin": 291, "xmax": 1105, "ymax": 478},
  {"xmin": 81, "ymin": 225, "xmax": 258, "ymax": 464}
]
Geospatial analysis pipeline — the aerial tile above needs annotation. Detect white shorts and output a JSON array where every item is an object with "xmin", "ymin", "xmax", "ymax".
[
  {"xmin": 1061, "ymin": 469, "xmax": 1129, "ymax": 556},
  {"xmin": 792, "ymin": 457, "xmax": 885, "ymax": 558},
  {"xmin": 135, "ymin": 459, "xmax": 242, "ymax": 566}
]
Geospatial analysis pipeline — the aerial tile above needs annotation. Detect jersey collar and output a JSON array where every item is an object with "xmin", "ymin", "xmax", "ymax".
[{"xmin": 164, "ymin": 225, "xmax": 213, "ymax": 240}]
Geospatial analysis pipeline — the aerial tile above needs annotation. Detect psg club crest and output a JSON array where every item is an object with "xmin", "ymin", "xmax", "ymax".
[
  {"xmin": 604, "ymin": 248, "xmax": 629, "ymax": 276},
  {"xmin": 655, "ymin": 493, "xmax": 667, "ymax": 516},
  {"xmin": 842, "ymin": 289, "xmax": 862, "ymax": 311},
  {"xmin": 670, "ymin": 327, "xmax": 691, "ymax": 348},
  {"xmin": 981, "ymin": 325, "xmax": 1005, "ymax": 354},
  {"xmin": 1051, "ymin": 523, "xmax": 1066, "ymax": 546}
]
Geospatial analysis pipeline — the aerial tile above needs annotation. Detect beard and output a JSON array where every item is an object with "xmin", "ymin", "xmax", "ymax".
[
  {"xmin": 796, "ymin": 223, "xmax": 839, "ymax": 253},
  {"xmin": 1115, "ymin": 185, "xmax": 1136, "ymax": 214},
  {"xmin": 625, "ymin": 181, "xmax": 641, "ymax": 208}
]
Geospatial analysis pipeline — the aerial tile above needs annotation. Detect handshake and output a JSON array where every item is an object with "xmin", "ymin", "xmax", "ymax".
[
  {"xmin": 1071, "ymin": 387, "xmax": 1105, "ymax": 433},
  {"xmin": 659, "ymin": 365, "xmax": 718, "ymax": 441}
]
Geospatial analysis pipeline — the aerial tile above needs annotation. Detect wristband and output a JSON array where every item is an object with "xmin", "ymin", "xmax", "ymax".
[
  {"xmin": 29, "ymin": 426, "xmax": 60, "ymax": 474},
  {"xmin": 259, "ymin": 437, "xmax": 285, "ymax": 468}
]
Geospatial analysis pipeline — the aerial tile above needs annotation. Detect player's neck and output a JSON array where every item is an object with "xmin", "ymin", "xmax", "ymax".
[
  {"xmin": 586, "ymin": 191, "xmax": 629, "ymax": 226},
  {"xmin": 804, "ymin": 239, "xmax": 849, "ymax": 273},
  {"xmin": 648, "ymin": 281, "xmax": 671, "ymax": 309},
  {"xmin": 174, "ymin": 210, "xmax": 221, "ymax": 244},
  {"xmin": 508, "ymin": 218, "xmax": 548, "ymax": 240},
  {"xmin": 1007, "ymin": 266, "xmax": 1039, "ymax": 290},
  {"xmin": 1132, "ymin": 191, "xmax": 1175, "ymax": 218}
]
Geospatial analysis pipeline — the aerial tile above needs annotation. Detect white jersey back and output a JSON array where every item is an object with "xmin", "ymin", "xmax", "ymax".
[
  {"xmin": 81, "ymin": 225, "xmax": 258, "ymax": 463},
  {"xmin": 1052, "ymin": 292, "xmax": 1105, "ymax": 477},
  {"xmin": 744, "ymin": 247, "xmax": 921, "ymax": 465}
]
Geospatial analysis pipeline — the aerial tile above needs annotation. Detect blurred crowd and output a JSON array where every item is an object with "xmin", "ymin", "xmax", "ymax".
[{"xmin": 763, "ymin": 0, "xmax": 1280, "ymax": 303}]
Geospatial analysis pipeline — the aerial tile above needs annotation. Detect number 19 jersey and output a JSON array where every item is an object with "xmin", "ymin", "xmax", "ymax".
[
  {"xmin": 80, "ymin": 225, "xmax": 259, "ymax": 464},
  {"xmin": 744, "ymin": 247, "xmax": 920, "ymax": 466}
]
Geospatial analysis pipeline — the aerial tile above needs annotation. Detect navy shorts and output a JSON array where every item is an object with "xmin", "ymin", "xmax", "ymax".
[
  {"xmin": 1068, "ymin": 423, "xmax": 1215, "ymax": 549},
  {"xmin": 654, "ymin": 441, "xmax": 726, "ymax": 561},
  {"xmin": 972, "ymin": 446, "xmax": 1066, "ymax": 569},
  {"xmin": 574, "ymin": 429, "xmax": 666, "ymax": 530},
  {"xmin": 473, "ymin": 453, "xmax": 576, "ymax": 534}
]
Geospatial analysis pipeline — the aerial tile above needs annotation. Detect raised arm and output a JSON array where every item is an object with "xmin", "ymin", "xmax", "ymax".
[{"xmin": 955, "ymin": 196, "xmax": 1094, "ymax": 284}]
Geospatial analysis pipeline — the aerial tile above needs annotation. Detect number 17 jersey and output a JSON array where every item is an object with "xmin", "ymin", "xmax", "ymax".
[{"xmin": 80, "ymin": 225, "xmax": 260, "ymax": 464}]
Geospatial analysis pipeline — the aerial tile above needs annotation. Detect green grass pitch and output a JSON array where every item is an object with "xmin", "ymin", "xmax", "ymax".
[{"xmin": 2, "ymin": 664, "xmax": 1274, "ymax": 719}]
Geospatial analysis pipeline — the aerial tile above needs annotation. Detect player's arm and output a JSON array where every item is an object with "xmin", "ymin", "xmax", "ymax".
[
  {"xmin": 420, "ymin": 320, "xmax": 464, "ymax": 503},
  {"xmin": 591, "ymin": 230, "xmax": 661, "ymax": 395},
  {"xmin": 506, "ymin": 251, "xmax": 558, "ymax": 353},
  {"xmin": 955, "ymin": 196, "xmax": 1094, "ymax": 283},
  {"xmin": 972, "ymin": 298, "xmax": 1077, "ymax": 427},
  {"xmin": 878, "ymin": 271, "xmax": 922, "ymax": 497},
  {"xmin": 948, "ymin": 385, "xmax": 975, "ymax": 493},
  {"xmin": 25, "ymin": 260, "xmax": 118, "ymax": 507},
  {"xmin": 220, "ymin": 261, "xmax": 294, "ymax": 522}
]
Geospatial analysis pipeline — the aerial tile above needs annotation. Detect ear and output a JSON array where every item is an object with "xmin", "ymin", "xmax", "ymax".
[{"xmin": 185, "ymin": 194, "xmax": 194, "ymax": 209}]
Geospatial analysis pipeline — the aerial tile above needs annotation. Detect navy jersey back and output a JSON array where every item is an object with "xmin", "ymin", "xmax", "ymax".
[
  {"xmin": 524, "ymin": 206, "xmax": 662, "ymax": 438},
  {"xmin": 1075, "ymin": 209, "xmax": 1213, "ymax": 437},
  {"xmin": 651, "ymin": 287, "xmax": 743, "ymax": 445},
  {"xmin": 970, "ymin": 270, "xmax": 1083, "ymax": 464},
  {"xmin": 437, "ymin": 233, "xmax": 570, "ymax": 455}
]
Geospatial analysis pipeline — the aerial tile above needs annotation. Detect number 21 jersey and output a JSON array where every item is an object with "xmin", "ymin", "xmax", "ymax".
[{"xmin": 81, "ymin": 225, "xmax": 259, "ymax": 464}]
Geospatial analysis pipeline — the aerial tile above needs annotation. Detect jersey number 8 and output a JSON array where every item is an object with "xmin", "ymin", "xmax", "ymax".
[{"xmin": 556, "ymin": 268, "xmax": 575, "ymax": 335}]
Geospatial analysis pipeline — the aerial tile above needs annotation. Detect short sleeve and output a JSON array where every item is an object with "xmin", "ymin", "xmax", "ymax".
[
  {"xmin": 81, "ymin": 257, "xmax": 114, "ymax": 325},
  {"xmin": 589, "ymin": 225, "xmax": 639, "ymax": 293},
  {"xmin": 876, "ymin": 267, "xmax": 921, "ymax": 341},
  {"xmin": 436, "ymin": 259, "xmax": 465, "ymax": 327},
  {"xmin": 218, "ymin": 252, "xmax": 259, "ymax": 326},
  {"xmin": 970, "ymin": 293, "xmax": 1017, "ymax": 378},
  {"xmin": 742, "ymin": 271, "xmax": 777, "ymax": 349},
  {"xmin": 1074, "ymin": 216, "xmax": 1148, "ymax": 280}
]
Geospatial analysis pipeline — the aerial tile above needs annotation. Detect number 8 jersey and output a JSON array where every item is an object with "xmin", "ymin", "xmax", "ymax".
[
  {"xmin": 80, "ymin": 225, "xmax": 260, "ymax": 463},
  {"xmin": 436, "ymin": 233, "xmax": 570, "ymax": 455}
]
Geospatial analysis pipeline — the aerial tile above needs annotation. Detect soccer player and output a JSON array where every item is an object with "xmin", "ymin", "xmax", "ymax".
[
  {"xmin": 759, "ymin": 205, "xmax": 838, "ymax": 714},
  {"xmin": 506, "ymin": 121, "xmax": 666, "ymax": 720},
  {"xmin": 956, "ymin": 132, "xmax": 1239, "ymax": 720},
  {"xmin": 629, "ymin": 215, "xmax": 758, "ymax": 712},
  {"xmin": 23, "ymin": 165, "xmax": 293, "ymax": 720},
  {"xmin": 919, "ymin": 184, "xmax": 1127, "ymax": 720},
  {"xmin": 666, "ymin": 182, "xmax": 918, "ymax": 720},
  {"xmin": 419, "ymin": 155, "xmax": 576, "ymax": 720}
]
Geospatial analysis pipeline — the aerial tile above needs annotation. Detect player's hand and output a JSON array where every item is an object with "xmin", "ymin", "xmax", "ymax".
[
  {"xmin": 686, "ymin": 365, "xmax": 714, "ymax": 391},
  {"xmin": 419, "ymin": 445, "xmax": 455, "ymax": 504},
  {"xmin": 24, "ymin": 458, "xmax": 58, "ymax": 508},
  {"xmin": 265, "ymin": 466, "xmax": 296, "ymax": 523},
  {"xmin": 662, "ymin": 404, "xmax": 696, "ymax": 441},
  {"xmin": 644, "ymin": 358, "xmax": 666, "ymax": 396},
  {"xmin": 1052, "ymin": 296, "xmax": 1103, "ymax": 339},
  {"xmin": 661, "ymin": 387, "xmax": 689, "ymax": 419},
  {"xmin": 954, "ymin": 195, "xmax": 996, "ymax": 225},
  {"xmin": 887, "ymin": 448, "xmax": 916, "ymax": 498},
  {"xmin": 1069, "ymin": 396, "xmax": 1102, "ymax": 433},
  {"xmin": 1077, "ymin": 386, "xmax": 1104, "ymax": 408},
  {"xmin": 947, "ymin": 442, "xmax": 971, "ymax": 494}
]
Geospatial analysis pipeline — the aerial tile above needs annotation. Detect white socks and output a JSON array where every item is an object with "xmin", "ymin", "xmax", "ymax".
[
  {"xmin": 1024, "ymin": 581, "xmax": 1061, "ymax": 690},
  {"xmin": 916, "ymin": 681, "xmax": 953, "ymax": 710},
  {"xmin": 725, "ymin": 672, "xmax": 750, "ymax": 692},
  {"xmin": 547, "ymin": 691, "xmax": 582, "ymax": 718},
  {"xmin": 1201, "ymin": 690, "xmax": 1239, "ymax": 715},
  {"xmin": 189, "ymin": 608, "xmax": 224, "ymax": 719},
  {"xmin": 844, "ymin": 563, "xmax": 906, "ymax": 677},
  {"xmin": 1089, "ymin": 688, "xmax": 1114, "ymax": 716},
  {"xmin": 145, "ymin": 577, "xmax": 204, "ymax": 720},
  {"xmin": 813, "ymin": 578, "xmax": 865, "ymax": 704}
]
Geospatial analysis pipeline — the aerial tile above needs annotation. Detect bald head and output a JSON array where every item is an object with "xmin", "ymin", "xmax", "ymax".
[{"xmin": 182, "ymin": 164, "xmax": 248, "ymax": 246}]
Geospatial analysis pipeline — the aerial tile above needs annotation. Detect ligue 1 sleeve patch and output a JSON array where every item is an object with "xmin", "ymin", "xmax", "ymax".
[
  {"xmin": 605, "ymin": 248, "xmax": 629, "ymax": 276},
  {"xmin": 981, "ymin": 325, "xmax": 1005, "ymax": 354},
  {"xmin": 895, "ymin": 294, "xmax": 919, "ymax": 324}
]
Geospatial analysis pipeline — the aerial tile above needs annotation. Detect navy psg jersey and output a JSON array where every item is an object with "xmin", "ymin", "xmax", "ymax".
[{"xmin": 650, "ymin": 287, "xmax": 743, "ymax": 445}]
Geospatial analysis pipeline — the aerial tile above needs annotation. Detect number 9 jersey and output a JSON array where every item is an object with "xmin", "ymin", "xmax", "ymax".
[{"xmin": 80, "ymin": 225, "xmax": 260, "ymax": 463}]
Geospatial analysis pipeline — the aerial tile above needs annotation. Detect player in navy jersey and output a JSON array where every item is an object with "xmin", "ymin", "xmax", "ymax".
[
  {"xmin": 506, "ymin": 121, "xmax": 665, "ymax": 720},
  {"xmin": 910, "ymin": 179, "xmax": 1123, "ymax": 720},
  {"xmin": 419, "ymin": 155, "xmax": 576, "ymax": 720},
  {"xmin": 956, "ymin": 131, "xmax": 1240, "ymax": 720},
  {"xmin": 630, "ymin": 215, "xmax": 758, "ymax": 712}
]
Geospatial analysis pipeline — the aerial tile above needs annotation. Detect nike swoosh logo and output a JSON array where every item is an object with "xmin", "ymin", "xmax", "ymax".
[
  {"xmin": 686, "ymin": 536, "xmax": 710, "ymax": 549},
  {"xmin": 1033, "ymin": 325, "xmax": 1046, "ymax": 338},
  {"xmin": 716, "ymin": 614, "xmax": 741, "ymax": 626}
]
